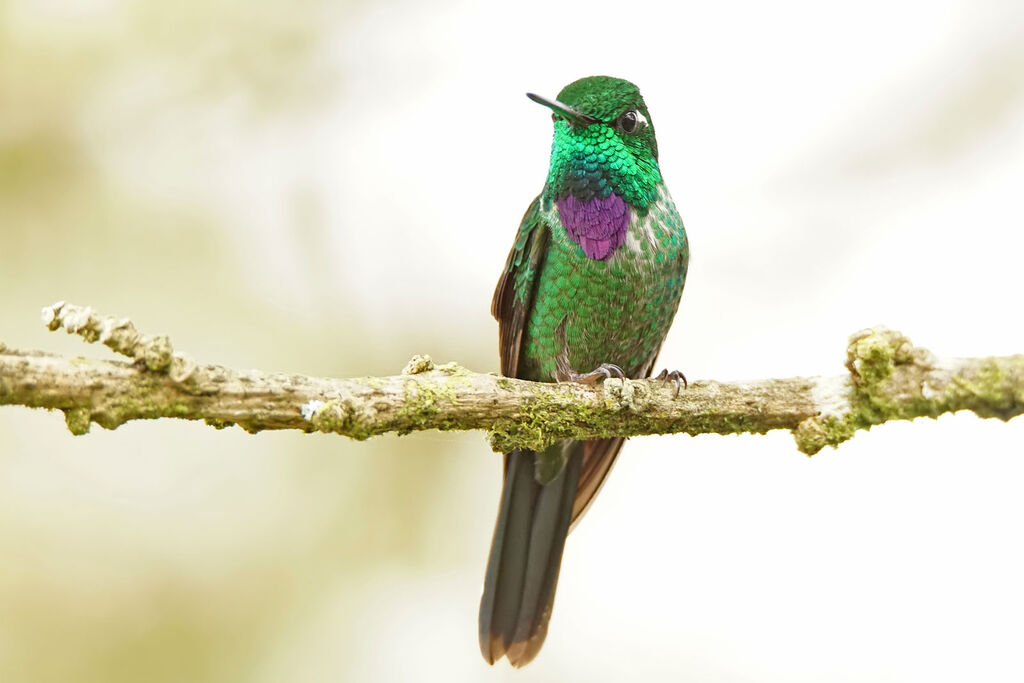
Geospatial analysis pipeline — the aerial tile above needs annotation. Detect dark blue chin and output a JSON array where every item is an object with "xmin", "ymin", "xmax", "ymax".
[{"xmin": 558, "ymin": 167, "xmax": 614, "ymax": 203}]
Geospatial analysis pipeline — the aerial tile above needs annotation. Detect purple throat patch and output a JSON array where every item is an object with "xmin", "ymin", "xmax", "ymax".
[{"xmin": 556, "ymin": 193, "xmax": 630, "ymax": 261}]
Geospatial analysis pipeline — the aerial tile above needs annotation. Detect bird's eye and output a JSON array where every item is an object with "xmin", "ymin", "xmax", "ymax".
[{"xmin": 617, "ymin": 109, "xmax": 647, "ymax": 134}]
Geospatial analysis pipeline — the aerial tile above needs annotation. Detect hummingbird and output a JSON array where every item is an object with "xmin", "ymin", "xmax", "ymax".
[{"xmin": 479, "ymin": 76, "xmax": 690, "ymax": 667}]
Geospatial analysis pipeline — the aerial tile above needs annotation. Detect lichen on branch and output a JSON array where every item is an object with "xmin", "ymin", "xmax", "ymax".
[
  {"xmin": 42, "ymin": 301, "xmax": 175, "ymax": 372},
  {"xmin": 793, "ymin": 328, "xmax": 1024, "ymax": 454},
  {"xmin": 0, "ymin": 302, "xmax": 1021, "ymax": 454}
]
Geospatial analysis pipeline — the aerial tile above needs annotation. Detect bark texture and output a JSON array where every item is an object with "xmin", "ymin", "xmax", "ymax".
[{"xmin": 0, "ymin": 302, "xmax": 1021, "ymax": 455}]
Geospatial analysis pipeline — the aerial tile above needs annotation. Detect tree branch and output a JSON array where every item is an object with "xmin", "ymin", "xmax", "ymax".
[{"xmin": 0, "ymin": 302, "xmax": 1021, "ymax": 455}]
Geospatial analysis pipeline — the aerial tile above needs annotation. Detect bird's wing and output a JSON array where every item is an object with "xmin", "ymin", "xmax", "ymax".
[
  {"xmin": 570, "ymin": 437, "xmax": 624, "ymax": 528},
  {"xmin": 492, "ymin": 195, "xmax": 549, "ymax": 379}
]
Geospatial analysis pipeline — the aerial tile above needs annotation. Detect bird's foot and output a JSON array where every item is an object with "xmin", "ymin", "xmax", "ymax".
[
  {"xmin": 567, "ymin": 363, "xmax": 625, "ymax": 384},
  {"xmin": 655, "ymin": 368, "xmax": 688, "ymax": 397}
]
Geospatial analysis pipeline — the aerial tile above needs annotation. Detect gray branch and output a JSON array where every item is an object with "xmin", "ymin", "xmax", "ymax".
[{"xmin": 0, "ymin": 302, "xmax": 1021, "ymax": 455}]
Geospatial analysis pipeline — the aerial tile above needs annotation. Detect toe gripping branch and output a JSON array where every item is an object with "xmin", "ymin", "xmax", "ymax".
[
  {"xmin": 655, "ymin": 368, "xmax": 688, "ymax": 396},
  {"xmin": 567, "ymin": 363, "xmax": 625, "ymax": 384},
  {"xmin": 565, "ymin": 363, "xmax": 688, "ymax": 397}
]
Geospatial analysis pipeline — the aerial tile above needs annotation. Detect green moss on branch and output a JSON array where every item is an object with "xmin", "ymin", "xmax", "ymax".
[{"xmin": 1, "ymin": 302, "xmax": 1021, "ymax": 454}]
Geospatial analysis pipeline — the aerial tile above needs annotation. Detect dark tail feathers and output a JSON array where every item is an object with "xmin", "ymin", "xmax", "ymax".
[{"xmin": 478, "ymin": 448, "xmax": 582, "ymax": 667}]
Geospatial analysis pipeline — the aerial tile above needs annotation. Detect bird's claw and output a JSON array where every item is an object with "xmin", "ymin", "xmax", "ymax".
[
  {"xmin": 655, "ymin": 368, "xmax": 688, "ymax": 396},
  {"xmin": 569, "ymin": 363, "xmax": 626, "ymax": 384}
]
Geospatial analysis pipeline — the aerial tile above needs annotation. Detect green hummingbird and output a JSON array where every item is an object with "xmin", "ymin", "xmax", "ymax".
[{"xmin": 479, "ymin": 76, "xmax": 689, "ymax": 667}]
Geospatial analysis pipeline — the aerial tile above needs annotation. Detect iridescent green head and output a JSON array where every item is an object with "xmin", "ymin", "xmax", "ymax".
[{"xmin": 529, "ymin": 76, "xmax": 662, "ymax": 211}]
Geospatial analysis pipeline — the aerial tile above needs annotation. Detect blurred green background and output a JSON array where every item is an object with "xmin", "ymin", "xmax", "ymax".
[{"xmin": 2, "ymin": 0, "xmax": 1023, "ymax": 680}]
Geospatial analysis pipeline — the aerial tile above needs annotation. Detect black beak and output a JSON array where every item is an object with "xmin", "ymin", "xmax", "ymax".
[{"xmin": 526, "ymin": 92, "xmax": 599, "ymax": 126}]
